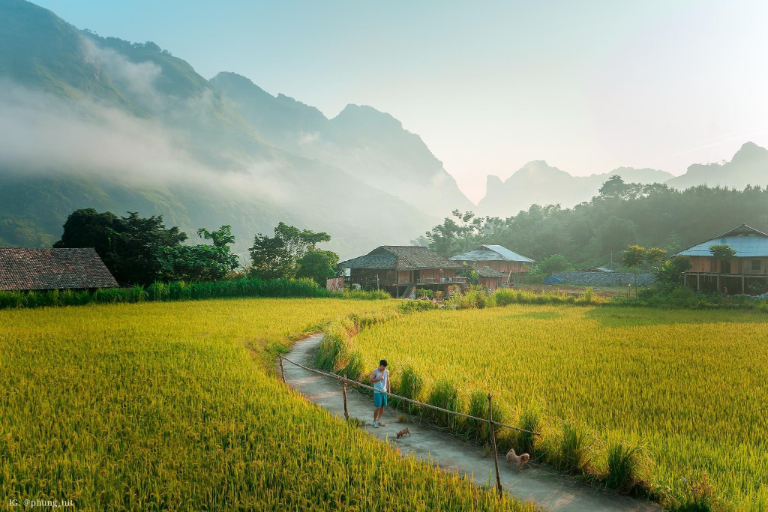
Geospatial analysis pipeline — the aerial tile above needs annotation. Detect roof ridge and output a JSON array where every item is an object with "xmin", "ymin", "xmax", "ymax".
[{"xmin": 676, "ymin": 224, "xmax": 768, "ymax": 255}]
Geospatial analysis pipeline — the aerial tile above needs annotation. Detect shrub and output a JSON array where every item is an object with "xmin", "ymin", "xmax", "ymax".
[
  {"xmin": 515, "ymin": 406, "xmax": 541, "ymax": 456},
  {"xmin": 426, "ymin": 379, "xmax": 462, "ymax": 431},
  {"xmin": 341, "ymin": 350, "xmax": 365, "ymax": 380},
  {"xmin": 554, "ymin": 420, "xmax": 590, "ymax": 474},
  {"xmin": 396, "ymin": 366, "xmax": 424, "ymax": 415},
  {"xmin": 605, "ymin": 442, "xmax": 646, "ymax": 493}
]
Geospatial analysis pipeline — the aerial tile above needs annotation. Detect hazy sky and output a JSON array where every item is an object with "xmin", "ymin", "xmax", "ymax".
[{"xmin": 34, "ymin": 0, "xmax": 768, "ymax": 203}]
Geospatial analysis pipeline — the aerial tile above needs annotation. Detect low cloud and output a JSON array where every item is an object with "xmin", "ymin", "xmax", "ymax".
[{"xmin": 0, "ymin": 37, "xmax": 294, "ymax": 205}]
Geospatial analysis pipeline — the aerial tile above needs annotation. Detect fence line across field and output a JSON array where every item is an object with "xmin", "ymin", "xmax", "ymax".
[{"xmin": 279, "ymin": 355, "xmax": 540, "ymax": 437}]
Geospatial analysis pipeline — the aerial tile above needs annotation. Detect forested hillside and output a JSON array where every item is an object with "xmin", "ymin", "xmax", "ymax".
[{"xmin": 426, "ymin": 180, "xmax": 768, "ymax": 268}]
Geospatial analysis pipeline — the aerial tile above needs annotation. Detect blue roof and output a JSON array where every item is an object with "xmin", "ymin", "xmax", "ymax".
[
  {"xmin": 677, "ymin": 224, "xmax": 768, "ymax": 258},
  {"xmin": 450, "ymin": 244, "xmax": 534, "ymax": 263}
]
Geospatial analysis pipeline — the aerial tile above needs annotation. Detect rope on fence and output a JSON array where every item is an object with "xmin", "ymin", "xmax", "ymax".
[{"xmin": 280, "ymin": 355, "xmax": 541, "ymax": 436}]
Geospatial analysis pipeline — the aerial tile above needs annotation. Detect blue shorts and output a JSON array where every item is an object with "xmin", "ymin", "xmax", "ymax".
[{"xmin": 374, "ymin": 391, "xmax": 388, "ymax": 407}]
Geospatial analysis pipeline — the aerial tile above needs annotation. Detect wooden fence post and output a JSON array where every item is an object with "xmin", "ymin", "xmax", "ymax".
[
  {"xmin": 342, "ymin": 383, "xmax": 349, "ymax": 420},
  {"xmin": 279, "ymin": 356, "xmax": 286, "ymax": 383},
  {"xmin": 488, "ymin": 393, "xmax": 502, "ymax": 496}
]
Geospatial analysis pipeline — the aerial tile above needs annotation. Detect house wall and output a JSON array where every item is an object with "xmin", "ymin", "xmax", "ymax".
[
  {"xmin": 687, "ymin": 257, "xmax": 768, "ymax": 275},
  {"xmin": 480, "ymin": 277, "xmax": 500, "ymax": 291},
  {"xmin": 456, "ymin": 260, "xmax": 530, "ymax": 274},
  {"xmin": 350, "ymin": 268, "xmax": 397, "ymax": 284}
]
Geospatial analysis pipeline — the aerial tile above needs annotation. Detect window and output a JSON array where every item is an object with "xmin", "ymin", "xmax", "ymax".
[{"xmin": 752, "ymin": 259, "xmax": 762, "ymax": 271}]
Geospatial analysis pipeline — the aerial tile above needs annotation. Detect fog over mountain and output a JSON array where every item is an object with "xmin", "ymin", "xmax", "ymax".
[
  {"xmin": 2, "ymin": 0, "xmax": 768, "ymax": 258},
  {"xmin": 0, "ymin": 0, "xmax": 461, "ymax": 258}
]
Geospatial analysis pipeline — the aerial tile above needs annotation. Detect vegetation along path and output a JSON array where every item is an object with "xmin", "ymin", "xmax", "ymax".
[{"xmin": 283, "ymin": 334, "xmax": 659, "ymax": 512}]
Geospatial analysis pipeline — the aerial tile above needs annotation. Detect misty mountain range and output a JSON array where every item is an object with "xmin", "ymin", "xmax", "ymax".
[
  {"xmin": 1, "ymin": 0, "xmax": 768, "ymax": 259},
  {"xmin": 479, "ymin": 142, "xmax": 768, "ymax": 217}
]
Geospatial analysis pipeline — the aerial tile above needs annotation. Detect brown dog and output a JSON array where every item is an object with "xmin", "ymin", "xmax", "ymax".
[
  {"xmin": 396, "ymin": 428, "xmax": 411, "ymax": 439},
  {"xmin": 506, "ymin": 448, "xmax": 530, "ymax": 470}
]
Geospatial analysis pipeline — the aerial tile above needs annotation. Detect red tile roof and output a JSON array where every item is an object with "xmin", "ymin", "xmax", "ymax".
[{"xmin": 0, "ymin": 248, "xmax": 118, "ymax": 291}]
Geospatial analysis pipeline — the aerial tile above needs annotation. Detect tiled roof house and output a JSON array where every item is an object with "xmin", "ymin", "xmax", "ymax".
[{"xmin": 0, "ymin": 248, "xmax": 118, "ymax": 291}]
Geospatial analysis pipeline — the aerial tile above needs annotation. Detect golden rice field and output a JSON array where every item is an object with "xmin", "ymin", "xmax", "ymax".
[
  {"xmin": 0, "ymin": 298, "xmax": 533, "ymax": 511},
  {"xmin": 350, "ymin": 305, "xmax": 768, "ymax": 509}
]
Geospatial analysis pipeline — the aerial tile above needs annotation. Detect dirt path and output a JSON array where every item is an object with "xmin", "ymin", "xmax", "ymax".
[{"xmin": 283, "ymin": 334, "xmax": 660, "ymax": 512}]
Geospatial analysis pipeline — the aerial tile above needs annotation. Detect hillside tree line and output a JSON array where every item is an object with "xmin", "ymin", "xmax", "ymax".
[{"xmin": 423, "ymin": 178, "xmax": 768, "ymax": 272}]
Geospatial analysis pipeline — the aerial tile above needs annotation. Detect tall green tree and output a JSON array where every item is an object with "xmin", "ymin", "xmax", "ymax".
[
  {"xmin": 156, "ymin": 226, "xmax": 239, "ymax": 282},
  {"xmin": 599, "ymin": 216, "xmax": 637, "ymax": 254},
  {"xmin": 644, "ymin": 247, "xmax": 668, "ymax": 271},
  {"xmin": 536, "ymin": 254, "xmax": 569, "ymax": 276},
  {"xmin": 296, "ymin": 250, "xmax": 339, "ymax": 286},
  {"xmin": 654, "ymin": 255, "xmax": 692, "ymax": 285},
  {"xmin": 249, "ymin": 222, "xmax": 332, "ymax": 279},
  {"xmin": 54, "ymin": 209, "xmax": 187, "ymax": 285},
  {"xmin": 424, "ymin": 210, "xmax": 484, "ymax": 257},
  {"xmin": 622, "ymin": 244, "xmax": 646, "ymax": 298}
]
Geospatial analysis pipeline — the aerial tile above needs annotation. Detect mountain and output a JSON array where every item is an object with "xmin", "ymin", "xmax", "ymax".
[
  {"xmin": 478, "ymin": 161, "xmax": 673, "ymax": 217},
  {"xmin": 0, "ymin": 0, "xmax": 456, "ymax": 259},
  {"xmin": 210, "ymin": 72, "xmax": 473, "ymax": 215},
  {"xmin": 666, "ymin": 142, "xmax": 768, "ymax": 190},
  {"xmin": 479, "ymin": 143, "xmax": 768, "ymax": 218}
]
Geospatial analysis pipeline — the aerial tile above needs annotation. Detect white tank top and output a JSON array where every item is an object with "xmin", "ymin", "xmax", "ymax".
[{"xmin": 374, "ymin": 368, "xmax": 389, "ymax": 392}]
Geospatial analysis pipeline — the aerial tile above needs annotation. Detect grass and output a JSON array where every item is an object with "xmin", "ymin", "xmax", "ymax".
[
  {"xmin": 0, "ymin": 277, "xmax": 390, "ymax": 310},
  {"xmin": 0, "ymin": 298, "xmax": 533, "ymax": 511},
  {"xmin": 343, "ymin": 304, "xmax": 768, "ymax": 509}
]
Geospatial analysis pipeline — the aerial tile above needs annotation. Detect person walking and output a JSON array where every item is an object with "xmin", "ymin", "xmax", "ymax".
[{"xmin": 369, "ymin": 359, "xmax": 390, "ymax": 427}]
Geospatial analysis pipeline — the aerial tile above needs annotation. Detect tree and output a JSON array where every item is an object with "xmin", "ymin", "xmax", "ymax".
[
  {"xmin": 425, "ymin": 210, "xmax": 484, "ymax": 257},
  {"xmin": 197, "ymin": 225, "xmax": 236, "ymax": 248},
  {"xmin": 709, "ymin": 244, "xmax": 736, "ymax": 275},
  {"xmin": 644, "ymin": 247, "xmax": 668, "ymax": 271},
  {"xmin": 599, "ymin": 175, "xmax": 630, "ymax": 199},
  {"xmin": 654, "ymin": 255, "xmax": 692, "ymax": 285},
  {"xmin": 296, "ymin": 250, "xmax": 339, "ymax": 286},
  {"xmin": 622, "ymin": 244, "xmax": 646, "ymax": 298},
  {"xmin": 54, "ymin": 208, "xmax": 187, "ymax": 285},
  {"xmin": 599, "ymin": 216, "xmax": 637, "ymax": 255},
  {"xmin": 249, "ymin": 222, "xmax": 332, "ymax": 280},
  {"xmin": 156, "ymin": 226, "xmax": 239, "ymax": 282},
  {"xmin": 537, "ymin": 254, "xmax": 569, "ymax": 276}
]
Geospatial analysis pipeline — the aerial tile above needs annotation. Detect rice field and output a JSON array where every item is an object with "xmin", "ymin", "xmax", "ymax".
[
  {"xmin": 0, "ymin": 298, "xmax": 533, "ymax": 511},
  {"xmin": 349, "ymin": 305, "xmax": 768, "ymax": 509}
]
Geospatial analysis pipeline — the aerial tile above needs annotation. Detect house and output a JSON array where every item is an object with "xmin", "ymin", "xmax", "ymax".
[
  {"xmin": 0, "ymin": 248, "xmax": 118, "ymax": 291},
  {"xmin": 450, "ymin": 244, "xmax": 535, "ymax": 286},
  {"xmin": 475, "ymin": 266, "xmax": 508, "ymax": 291},
  {"xmin": 677, "ymin": 224, "xmax": 768, "ymax": 293},
  {"xmin": 338, "ymin": 246, "xmax": 466, "ymax": 297}
]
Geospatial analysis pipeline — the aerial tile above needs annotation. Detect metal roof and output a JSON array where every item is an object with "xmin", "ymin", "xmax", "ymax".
[
  {"xmin": 450, "ymin": 244, "xmax": 535, "ymax": 263},
  {"xmin": 339, "ymin": 246, "xmax": 464, "ymax": 271},
  {"xmin": 677, "ymin": 224, "xmax": 768, "ymax": 258}
]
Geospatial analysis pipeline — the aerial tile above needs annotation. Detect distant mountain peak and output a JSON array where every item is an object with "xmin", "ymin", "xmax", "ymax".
[
  {"xmin": 731, "ymin": 141, "xmax": 768, "ymax": 165},
  {"xmin": 487, "ymin": 175, "xmax": 503, "ymax": 187},
  {"xmin": 333, "ymin": 104, "xmax": 404, "ymax": 131}
]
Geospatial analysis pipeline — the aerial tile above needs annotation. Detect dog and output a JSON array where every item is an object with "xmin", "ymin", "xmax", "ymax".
[
  {"xmin": 505, "ymin": 448, "xmax": 530, "ymax": 470},
  {"xmin": 396, "ymin": 428, "xmax": 411, "ymax": 439}
]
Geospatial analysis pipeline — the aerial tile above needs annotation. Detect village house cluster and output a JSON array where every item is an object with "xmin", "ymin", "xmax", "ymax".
[
  {"xmin": 1, "ymin": 224, "xmax": 766, "ymax": 297},
  {"xmin": 335, "ymin": 244, "xmax": 534, "ymax": 297}
]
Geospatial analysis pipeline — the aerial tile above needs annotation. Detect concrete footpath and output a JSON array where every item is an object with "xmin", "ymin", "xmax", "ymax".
[{"xmin": 282, "ymin": 334, "xmax": 660, "ymax": 512}]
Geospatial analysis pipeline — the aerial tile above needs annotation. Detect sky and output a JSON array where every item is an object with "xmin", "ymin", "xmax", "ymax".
[{"xmin": 34, "ymin": 0, "xmax": 768, "ymax": 203}]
